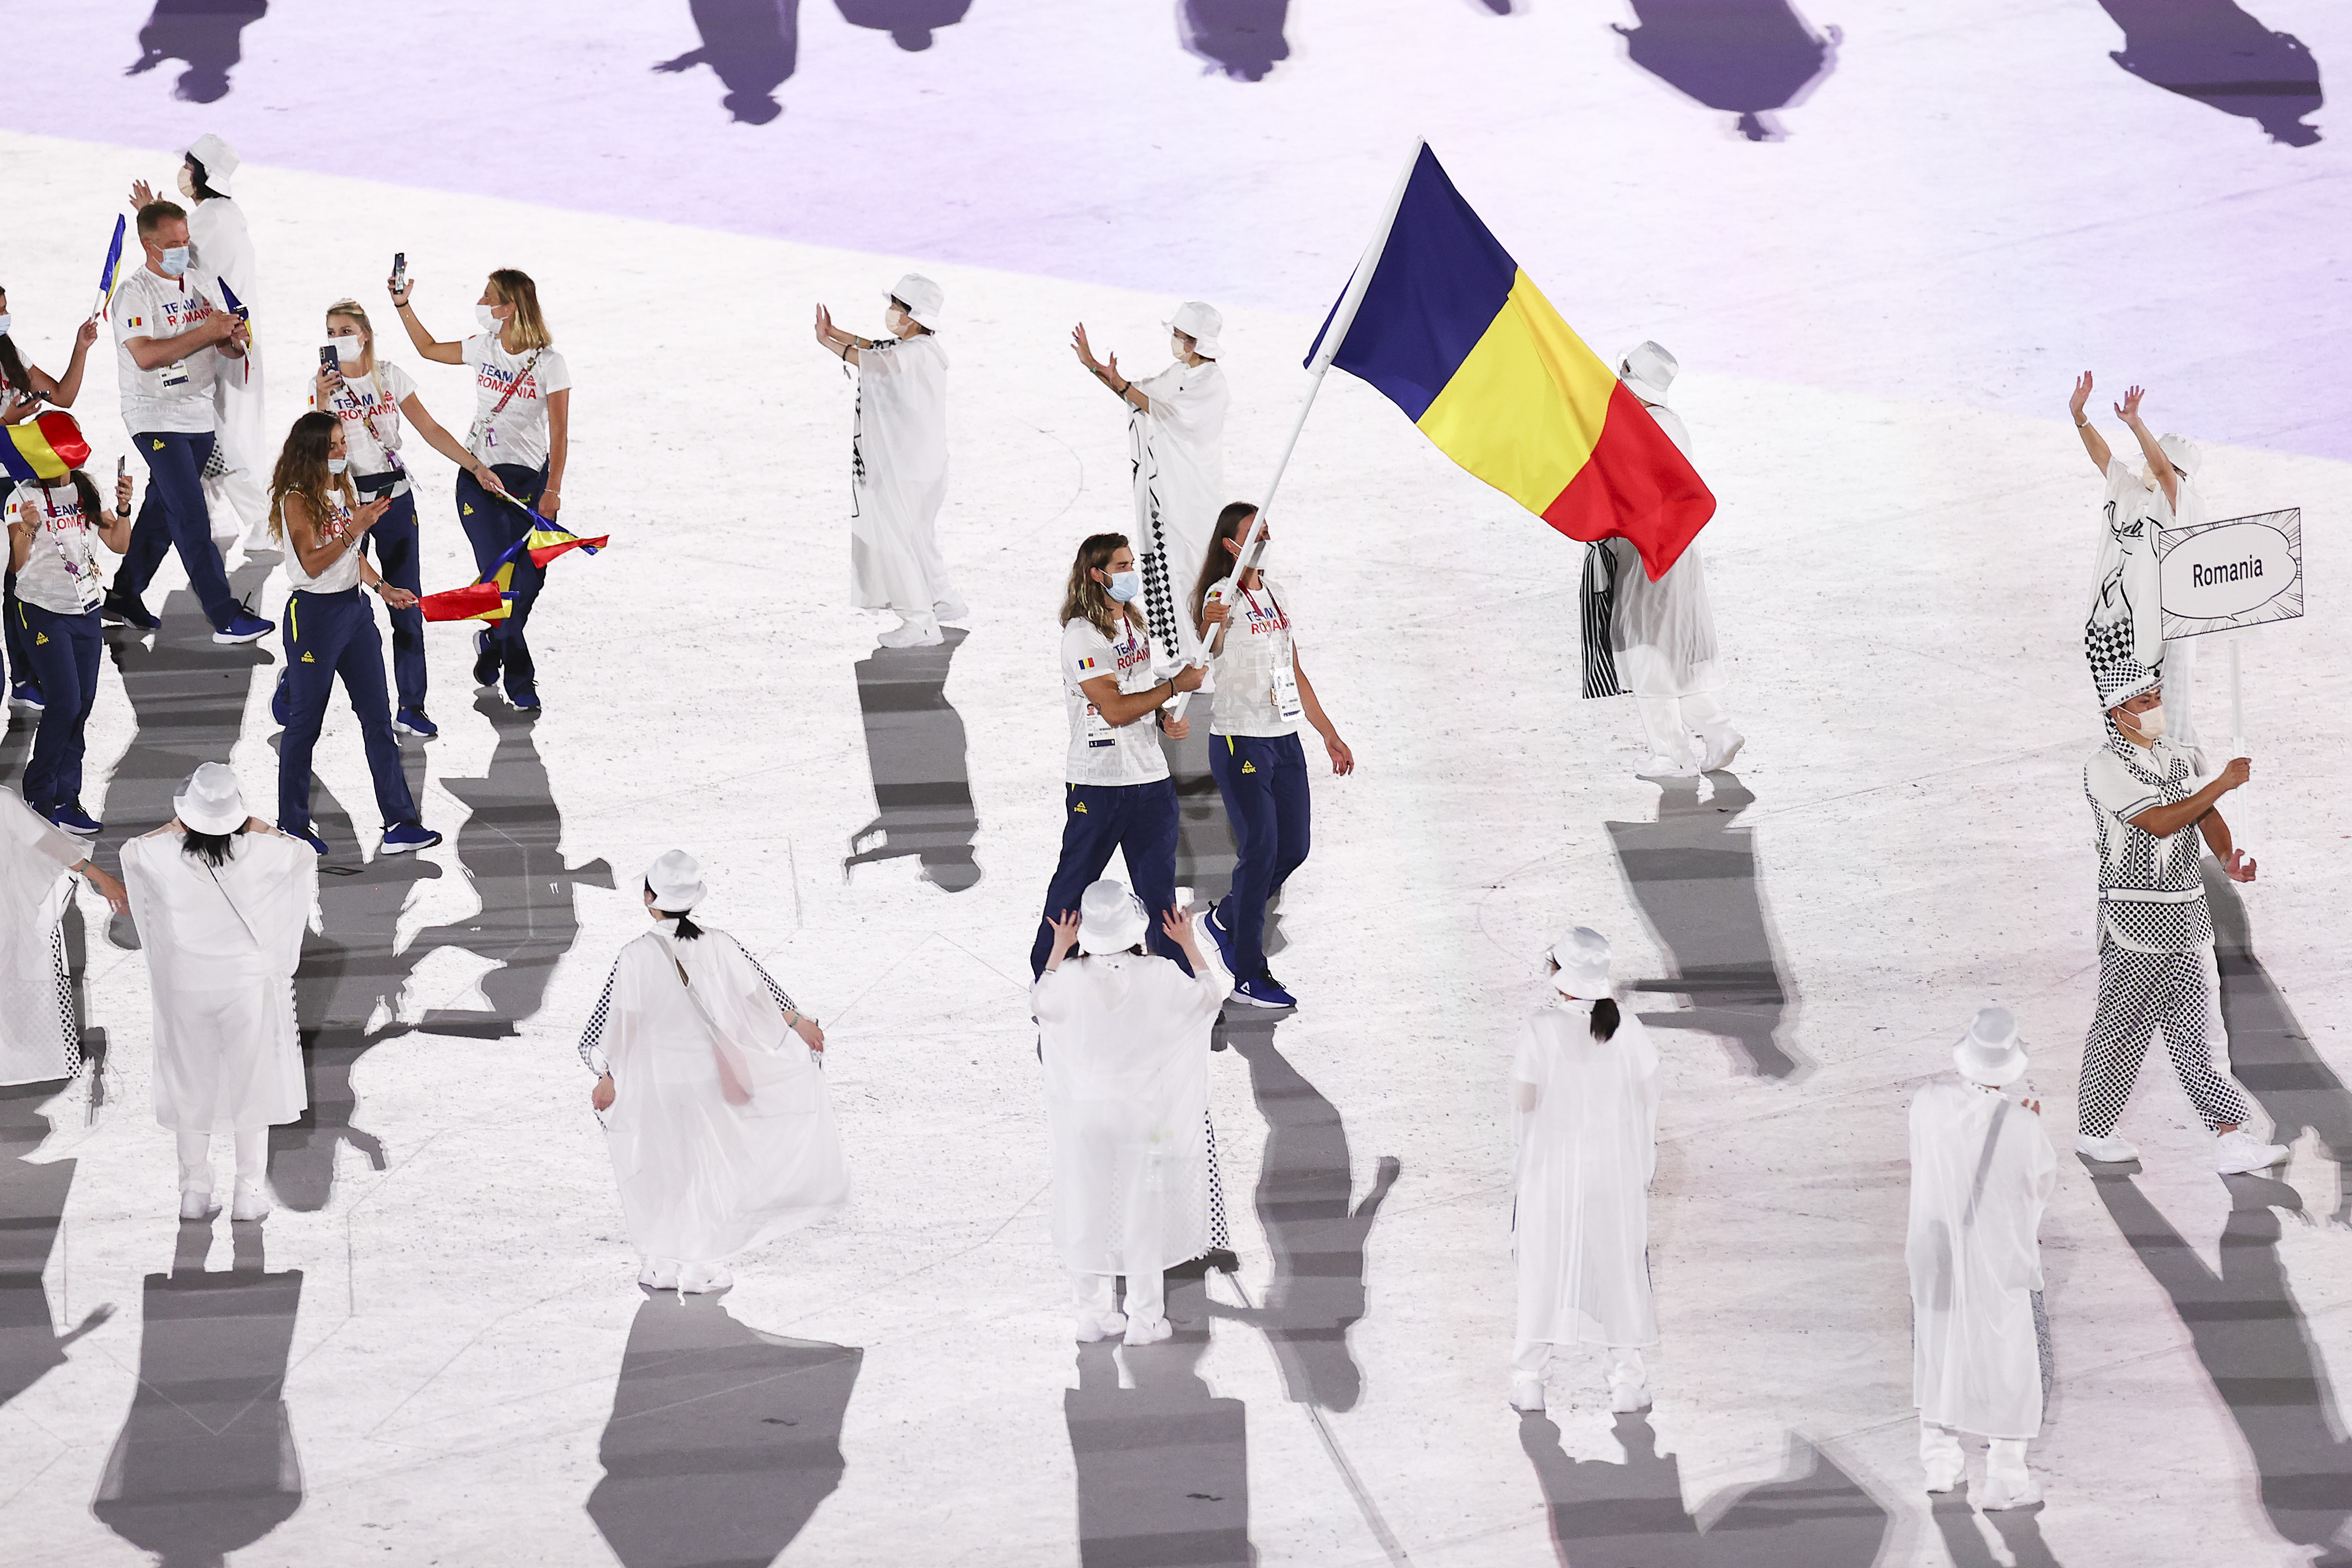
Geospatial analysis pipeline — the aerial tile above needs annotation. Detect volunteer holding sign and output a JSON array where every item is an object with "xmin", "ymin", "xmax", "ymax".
[
  {"xmin": 310, "ymin": 298, "xmax": 499, "ymax": 740},
  {"xmin": 1028, "ymin": 532, "xmax": 1204, "ymax": 979},
  {"xmin": 1189, "ymin": 504, "xmax": 1353, "ymax": 1009},
  {"xmin": 390, "ymin": 267, "xmax": 570, "ymax": 713}
]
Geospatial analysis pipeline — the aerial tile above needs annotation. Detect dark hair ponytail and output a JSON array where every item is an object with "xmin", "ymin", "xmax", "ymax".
[
  {"xmin": 181, "ymin": 826, "xmax": 242, "ymax": 868},
  {"xmin": 0, "ymin": 326, "xmax": 27, "ymax": 397},
  {"xmin": 645, "ymin": 879, "xmax": 703, "ymax": 940},
  {"xmin": 1589, "ymin": 997, "xmax": 1620, "ymax": 1042}
]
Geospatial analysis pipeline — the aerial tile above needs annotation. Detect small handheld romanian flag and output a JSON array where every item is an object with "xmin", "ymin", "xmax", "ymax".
[
  {"xmin": 1306, "ymin": 145, "xmax": 1714, "ymax": 581},
  {"xmin": 422, "ymin": 498, "xmax": 607, "ymax": 623},
  {"xmin": 95, "ymin": 216, "xmax": 126, "ymax": 316},
  {"xmin": 2, "ymin": 413, "xmax": 92, "ymax": 485}
]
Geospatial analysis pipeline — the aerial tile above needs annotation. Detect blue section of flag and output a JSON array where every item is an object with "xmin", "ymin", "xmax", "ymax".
[{"xmin": 96, "ymin": 215, "xmax": 126, "ymax": 299}]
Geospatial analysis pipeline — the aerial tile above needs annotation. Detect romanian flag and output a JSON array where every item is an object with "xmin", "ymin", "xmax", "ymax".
[
  {"xmin": 420, "ymin": 580, "xmax": 508, "ymax": 623},
  {"xmin": 423, "ymin": 504, "xmax": 606, "ymax": 623},
  {"xmin": 2, "ymin": 413, "xmax": 91, "ymax": 485},
  {"xmin": 1306, "ymin": 145, "xmax": 1713, "ymax": 581},
  {"xmin": 525, "ymin": 525, "xmax": 607, "ymax": 567},
  {"xmin": 95, "ymin": 216, "xmax": 126, "ymax": 317}
]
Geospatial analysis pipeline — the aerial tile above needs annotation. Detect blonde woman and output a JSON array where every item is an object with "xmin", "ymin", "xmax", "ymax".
[
  {"xmin": 390, "ymin": 266, "xmax": 571, "ymax": 712},
  {"xmin": 311, "ymin": 298, "xmax": 501, "ymax": 739},
  {"xmin": 265, "ymin": 411, "xmax": 438, "ymax": 858}
]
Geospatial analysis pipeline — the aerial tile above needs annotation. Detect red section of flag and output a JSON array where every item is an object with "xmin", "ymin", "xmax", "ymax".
[
  {"xmin": 1539, "ymin": 384, "xmax": 1715, "ymax": 581},
  {"xmin": 34, "ymin": 412, "xmax": 91, "ymax": 471},
  {"xmin": 421, "ymin": 583, "xmax": 505, "ymax": 622},
  {"xmin": 527, "ymin": 533, "xmax": 608, "ymax": 568}
]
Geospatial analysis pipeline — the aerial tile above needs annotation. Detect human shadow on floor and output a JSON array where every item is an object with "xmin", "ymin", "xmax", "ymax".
[
  {"xmin": 1519, "ymin": 1410, "xmax": 1888, "ymax": 1565},
  {"xmin": 411, "ymin": 693, "xmax": 613, "ymax": 1040},
  {"xmin": 1066, "ymin": 1270, "xmax": 1253, "ymax": 1567},
  {"xmin": 1611, "ymin": 0, "xmax": 1840, "ymax": 142},
  {"xmin": 126, "ymin": 0, "xmax": 270, "ymax": 104},
  {"xmin": 1930, "ymin": 1486, "xmax": 2065, "ymax": 1568},
  {"xmin": 1606, "ymin": 770, "xmax": 1804, "ymax": 1080},
  {"xmin": 91, "ymin": 1218, "xmax": 304, "ymax": 1562},
  {"xmin": 1181, "ymin": 0, "xmax": 1291, "ymax": 81},
  {"xmin": 2206, "ymin": 860, "xmax": 2352, "ymax": 1224},
  {"xmin": 2088, "ymin": 1165, "xmax": 2352, "ymax": 1565},
  {"xmin": 837, "ymin": 0, "xmax": 969, "ymax": 51},
  {"xmin": 2096, "ymin": 0, "xmax": 2322, "ymax": 147},
  {"xmin": 586, "ymin": 1289, "xmax": 861, "ymax": 1566},
  {"xmin": 98, "ymin": 567, "xmax": 276, "ymax": 950},
  {"xmin": 655, "ymin": 0, "xmax": 801, "ymax": 125},
  {"xmin": 0, "ymin": 1082, "xmax": 114, "ymax": 1416},
  {"xmin": 844, "ymin": 626, "xmax": 980, "ymax": 893}
]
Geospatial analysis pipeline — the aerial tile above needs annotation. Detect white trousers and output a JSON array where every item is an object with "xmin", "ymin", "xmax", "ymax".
[
  {"xmin": 176, "ymin": 1127, "xmax": 266, "ymax": 1194},
  {"xmin": 1921, "ymin": 1419, "xmax": 2030, "ymax": 1482},
  {"xmin": 1072, "ymin": 1266, "xmax": 1164, "ymax": 1330},
  {"xmin": 1625, "ymin": 649, "xmax": 1735, "ymax": 767},
  {"xmin": 1514, "ymin": 1339, "xmax": 1647, "ymax": 1387}
]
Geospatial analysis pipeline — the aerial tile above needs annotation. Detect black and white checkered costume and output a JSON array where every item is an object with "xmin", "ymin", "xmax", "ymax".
[{"xmin": 2078, "ymin": 733, "xmax": 2247, "ymax": 1139}]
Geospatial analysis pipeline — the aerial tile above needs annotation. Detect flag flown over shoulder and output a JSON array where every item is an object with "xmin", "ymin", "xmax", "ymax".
[{"xmin": 1306, "ymin": 145, "xmax": 1714, "ymax": 581}]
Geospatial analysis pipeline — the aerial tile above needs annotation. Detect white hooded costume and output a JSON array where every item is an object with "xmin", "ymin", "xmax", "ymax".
[
  {"xmin": 0, "ymin": 787, "xmax": 86, "ymax": 1085},
  {"xmin": 1128, "ymin": 302, "xmax": 1231, "ymax": 659},
  {"xmin": 849, "ymin": 274, "xmax": 958, "ymax": 628},
  {"xmin": 582, "ymin": 854, "xmax": 847, "ymax": 1272},
  {"xmin": 182, "ymin": 136, "xmax": 271, "ymax": 550},
  {"xmin": 1908, "ymin": 1007, "xmax": 2056, "ymax": 1508},
  {"xmin": 1033, "ymin": 879, "xmax": 1230, "ymax": 1344}
]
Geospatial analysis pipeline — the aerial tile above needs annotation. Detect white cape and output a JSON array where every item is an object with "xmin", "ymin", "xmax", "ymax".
[
  {"xmin": 121, "ymin": 828, "xmax": 314, "ymax": 1133},
  {"xmin": 190, "ymin": 195, "xmax": 269, "ymax": 534},
  {"xmin": 600, "ymin": 925, "xmax": 848, "ymax": 1264},
  {"xmin": 1907, "ymin": 1078, "xmax": 2056, "ymax": 1439},
  {"xmin": 1128, "ymin": 359, "xmax": 1229, "ymax": 658},
  {"xmin": 0, "ymin": 788, "xmax": 82, "ymax": 1085},
  {"xmin": 849, "ymin": 333, "xmax": 954, "ymax": 614},
  {"xmin": 1033, "ymin": 948, "xmax": 1229, "ymax": 1276},
  {"xmin": 1512, "ymin": 1001, "xmax": 1660, "ymax": 1348},
  {"xmin": 1607, "ymin": 404, "xmax": 1719, "ymax": 688}
]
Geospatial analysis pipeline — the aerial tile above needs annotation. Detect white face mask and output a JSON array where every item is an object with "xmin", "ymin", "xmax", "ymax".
[
  {"xmin": 476, "ymin": 303, "xmax": 502, "ymax": 333},
  {"xmin": 177, "ymin": 166, "xmax": 197, "ymax": 199},
  {"xmin": 159, "ymin": 245, "xmax": 191, "ymax": 278},
  {"xmin": 1105, "ymin": 569, "xmax": 1142, "ymax": 604},
  {"xmin": 329, "ymin": 336, "xmax": 364, "ymax": 365},
  {"xmin": 2120, "ymin": 702, "xmax": 2167, "ymax": 741},
  {"xmin": 0, "ymin": 314, "xmax": 12, "ymax": 337},
  {"xmin": 327, "ymin": 456, "xmax": 348, "ymax": 475}
]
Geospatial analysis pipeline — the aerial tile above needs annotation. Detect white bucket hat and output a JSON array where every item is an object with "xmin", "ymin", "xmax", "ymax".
[
  {"xmin": 1547, "ymin": 926, "xmax": 1612, "ymax": 998},
  {"xmin": 183, "ymin": 133, "xmax": 241, "ymax": 195},
  {"xmin": 1077, "ymin": 877, "xmax": 1149, "ymax": 955},
  {"xmin": 888, "ymin": 273, "xmax": 944, "ymax": 331},
  {"xmin": 173, "ymin": 761, "xmax": 247, "ymax": 835},
  {"xmin": 1953, "ymin": 1005, "xmax": 2029, "ymax": 1088},
  {"xmin": 1618, "ymin": 340, "xmax": 1677, "ymax": 406},
  {"xmin": 2157, "ymin": 432, "xmax": 2203, "ymax": 482},
  {"xmin": 646, "ymin": 849, "xmax": 707, "ymax": 913},
  {"xmin": 1167, "ymin": 300, "xmax": 1223, "ymax": 360}
]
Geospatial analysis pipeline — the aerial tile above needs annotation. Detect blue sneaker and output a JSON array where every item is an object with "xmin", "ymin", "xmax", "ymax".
[
  {"xmin": 102, "ymin": 587, "xmax": 158, "ymax": 629},
  {"xmin": 393, "ymin": 706, "xmax": 439, "ymax": 739},
  {"xmin": 213, "ymin": 610, "xmax": 274, "ymax": 646},
  {"xmin": 48, "ymin": 801, "xmax": 101, "ymax": 836},
  {"xmin": 380, "ymin": 821, "xmax": 442, "ymax": 855},
  {"xmin": 472, "ymin": 629, "xmax": 500, "ymax": 688},
  {"xmin": 508, "ymin": 690, "xmax": 541, "ymax": 714},
  {"xmin": 1202, "ymin": 904, "xmax": 1237, "ymax": 972},
  {"xmin": 1231, "ymin": 976, "xmax": 1297, "ymax": 1009},
  {"xmin": 282, "ymin": 822, "xmax": 328, "ymax": 856},
  {"xmin": 270, "ymin": 671, "xmax": 291, "ymax": 728},
  {"xmin": 8, "ymin": 683, "xmax": 42, "ymax": 712}
]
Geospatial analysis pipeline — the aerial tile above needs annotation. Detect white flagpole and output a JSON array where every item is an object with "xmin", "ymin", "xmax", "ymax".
[{"xmin": 1169, "ymin": 138, "xmax": 1424, "ymax": 717}]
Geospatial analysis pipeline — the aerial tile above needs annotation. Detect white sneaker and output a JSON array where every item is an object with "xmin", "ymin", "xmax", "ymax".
[
  {"xmin": 932, "ymin": 596, "xmax": 968, "ymax": 623},
  {"xmin": 2075, "ymin": 1132, "xmax": 2141, "ymax": 1163},
  {"xmin": 2216, "ymin": 1128, "xmax": 2290, "ymax": 1175},
  {"xmin": 230, "ymin": 1180, "xmax": 271, "ymax": 1223},
  {"xmin": 1980, "ymin": 1440, "xmax": 2041, "ymax": 1509},
  {"xmin": 1122, "ymin": 1315, "xmax": 1173, "ymax": 1347},
  {"xmin": 877, "ymin": 616, "xmax": 943, "ymax": 649},
  {"xmin": 1700, "ymin": 729, "xmax": 1746, "ymax": 773},
  {"xmin": 179, "ymin": 1189, "xmax": 218, "ymax": 1221},
  {"xmin": 639, "ymin": 1257, "xmax": 680, "ymax": 1290},
  {"xmin": 1075, "ymin": 1310, "xmax": 1129, "ymax": 1344},
  {"xmin": 1922, "ymin": 1459, "xmax": 1964, "ymax": 1494},
  {"xmin": 678, "ymin": 1263, "xmax": 733, "ymax": 1293},
  {"xmin": 1639, "ymin": 754, "xmax": 1700, "ymax": 779},
  {"xmin": 1508, "ymin": 1375, "xmax": 1546, "ymax": 1413},
  {"xmin": 1608, "ymin": 1378, "xmax": 1651, "ymax": 1413}
]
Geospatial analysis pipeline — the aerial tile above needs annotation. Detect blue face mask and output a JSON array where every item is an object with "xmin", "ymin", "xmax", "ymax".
[
  {"xmin": 159, "ymin": 245, "xmax": 191, "ymax": 278},
  {"xmin": 327, "ymin": 457, "xmax": 348, "ymax": 475},
  {"xmin": 1106, "ymin": 570, "xmax": 1142, "ymax": 604}
]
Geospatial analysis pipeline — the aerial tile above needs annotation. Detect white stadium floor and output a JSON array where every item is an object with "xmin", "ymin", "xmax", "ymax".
[{"xmin": 3, "ymin": 5, "xmax": 2350, "ymax": 1564}]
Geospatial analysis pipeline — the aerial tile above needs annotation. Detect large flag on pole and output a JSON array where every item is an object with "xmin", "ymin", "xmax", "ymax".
[{"xmin": 1305, "ymin": 145, "xmax": 1714, "ymax": 581}]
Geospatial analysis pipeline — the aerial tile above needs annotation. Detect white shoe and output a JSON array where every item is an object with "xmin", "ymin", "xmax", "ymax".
[
  {"xmin": 1922, "ymin": 1460, "xmax": 1963, "ymax": 1494},
  {"xmin": 1075, "ymin": 1310, "xmax": 1129, "ymax": 1344},
  {"xmin": 230, "ymin": 1180, "xmax": 271, "ymax": 1223},
  {"xmin": 2216, "ymin": 1128, "xmax": 2290, "ymax": 1175},
  {"xmin": 932, "ymin": 596, "xmax": 968, "ymax": 623},
  {"xmin": 1508, "ymin": 1375, "xmax": 1546, "ymax": 1413},
  {"xmin": 1639, "ymin": 754, "xmax": 1700, "ymax": 779},
  {"xmin": 677, "ymin": 1262, "xmax": 733, "ymax": 1293},
  {"xmin": 1608, "ymin": 1378, "xmax": 1651, "ymax": 1413},
  {"xmin": 2075, "ymin": 1132, "xmax": 2140, "ymax": 1163},
  {"xmin": 877, "ymin": 616, "xmax": 943, "ymax": 649},
  {"xmin": 179, "ymin": 1188, "xmax": 218, "ymax": 1221},
  {"xmin": 639, "ymin": 1257, "xmax": 680, "ymax": 1290},
  {"xmin": 1980, "ymin": 1440, "xmax": 2041, "ymax": 1509},
  {"xmin": 1122, "ymin": 1315, "xmax": 1172, "ymax": 1347},
  {"xmin": 1700, "ymin": 729, "xmax": 1746, "ymax": 773}
]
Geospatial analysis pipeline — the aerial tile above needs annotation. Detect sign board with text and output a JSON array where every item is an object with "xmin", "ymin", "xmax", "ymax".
[{"xmin": 2159, "ymin": 507, "xmax": 2302, "ymax": 641}]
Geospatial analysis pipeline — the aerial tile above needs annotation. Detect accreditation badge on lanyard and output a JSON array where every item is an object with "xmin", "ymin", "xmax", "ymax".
[{"xmin": 1245, "ymin": 588, "xmax": 1305, "ymax": 724}]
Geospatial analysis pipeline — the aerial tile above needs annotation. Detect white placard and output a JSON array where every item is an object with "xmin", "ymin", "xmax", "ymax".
[{"xmin": 2159, "ymin": 507, "xmax": 2302, "ymax": 641}]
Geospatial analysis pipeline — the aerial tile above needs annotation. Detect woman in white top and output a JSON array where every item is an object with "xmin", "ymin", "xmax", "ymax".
[
  {"xmin": 1029, "ymin": 532, "xmax": 1204, "ymax": 978},
  {"xmin": 1190, "ymin": 503, "xmax": 1354, "ymax": 1008},
  {"xmin": 264, "ymin": 412, "xmax": 438, "ymax": 859},
  {"xmin": 0, "ymin": 786, "xmax": 127, "ymax": 1086},
  {"xmin": 1070, "ymin": 302, "xmax": 1230, "ymax": 656},
  {"xmin": 1035, "ymin": 879, "xmax": 1230, "ymax": 1346},
  {"xmin": 582, "ymin": 852, "xmax": 846, "ymax": 1294},
  {"xmin": 1508, "ymin": 927, "xmax": 1660, "ymax": 1417},
  {"xmin": 121, "ymin": 762, "xmax": 316, "ymax": 1222},
  {"xmin": 1, "ymin": 284, "xmax": 100, "ymax": 711},
  {"xmin": 390, "ymin": 266, "xmax": 571, "ymax": 711},
  {"xmin": 814, "ymin": 274, "xmax": 960, "ymax": 648},
  {"xmin": 7, "ymin": 457, "xmax": 132, "ymax": 834},
  {"xmin": 310, "ymin": 297, "xmax": 499, "ymax": 739}
]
